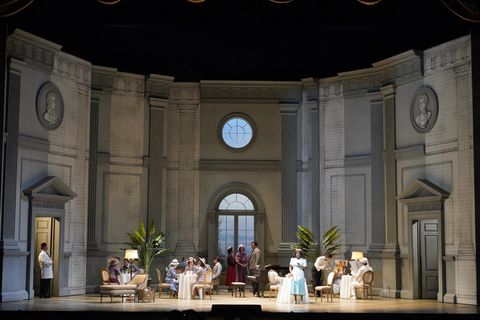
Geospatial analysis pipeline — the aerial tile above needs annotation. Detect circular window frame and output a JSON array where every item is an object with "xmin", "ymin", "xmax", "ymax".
[{"xmin": 217, "ymin": 113, "xmax": 257, "ymax": 152}]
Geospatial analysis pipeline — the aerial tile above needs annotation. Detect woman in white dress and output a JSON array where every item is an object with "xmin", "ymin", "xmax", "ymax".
[
  {"xmin": 191, "ymin": 257, "xmax": 208, "ymax": 298},
  {"xmin": 289, "ymin": 249, "xmax": 307, "ymax": 304}
]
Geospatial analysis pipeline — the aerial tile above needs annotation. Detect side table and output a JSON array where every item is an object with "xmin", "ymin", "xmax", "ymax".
[{"xmin": 139, "ymin": 287, "xmax": 156, "ymax": 302}]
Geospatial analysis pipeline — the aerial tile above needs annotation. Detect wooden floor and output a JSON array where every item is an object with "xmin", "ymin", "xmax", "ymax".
[{"xmin": 1, "ymin": 289, "xmax": 479, "ymax": 320}]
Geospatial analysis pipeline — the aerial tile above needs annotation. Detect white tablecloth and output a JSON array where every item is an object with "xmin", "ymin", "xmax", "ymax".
[
  {"xmin": 118, "ymin": 273, "xmax": 131, "ymax": 285},
  {"xmin": 276, "ymin": 277, "xmax": 310, "ymax": 304},
  {"xmin": 340, "ymin": 275, "xmax": 353, "ymax": 299},
  {"xmin": 178, "ymin": 274, "xmax": 197, "ymax": 299}
]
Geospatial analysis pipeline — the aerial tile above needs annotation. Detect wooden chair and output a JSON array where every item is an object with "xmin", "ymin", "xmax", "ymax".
[
  {"xmin": 267, "ymin": 269, "xmax": 280, "ymax": 301},
  {"xmin": 354, "ymin": 270, "xmax": 374, "ymax": 299},
  {"xmin": 156, "ymin": 268, "xmax": 174, "ymax": 298},
  {"xmin": 212, "ymin": 276, "xmax": 220, "ymax": 295},
  {"xmin": 101, "ymin": 268, "xmax": 110, "ymax": 285},
  {"xmin": 193, "ymin": 269, "xmax": 214, "ymax": 300},
  {"xmin": 315, "ymin": 271, "xmax": 334, "ymax": 302}
]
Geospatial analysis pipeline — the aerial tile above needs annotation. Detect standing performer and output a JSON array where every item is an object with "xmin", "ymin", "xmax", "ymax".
[
  {"xmin": 38, "ymin": 243, "xmax": 54, "ymax": 298},
  {"xmin": 289, "ymin": 249, "xmax": 307, "ymax": 304}
]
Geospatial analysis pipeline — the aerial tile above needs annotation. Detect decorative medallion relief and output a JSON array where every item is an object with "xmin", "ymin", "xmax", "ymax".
[
  {"xmin": 410, "ymin": 86, "xmax": 438, "ymax": 134},
  {"xmin": 36, "ymin": 82, "xmax": 64, "ymax": 130}
]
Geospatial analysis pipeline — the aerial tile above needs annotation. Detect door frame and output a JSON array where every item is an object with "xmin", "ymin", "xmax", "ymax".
[
  {"xmin": 396, "ymin": 179, "xmax": 450, "ymax": 302},
  {"xmin": 33, "ymin": 216, "xmax": 62, "ymax": 297},
  {"xmin": 23, "ymin": 176, "xmax": 77, "ymax": 299},
  {"xmin": 408, "ymin": 210, "xmax": 445, "ymax": 301}
]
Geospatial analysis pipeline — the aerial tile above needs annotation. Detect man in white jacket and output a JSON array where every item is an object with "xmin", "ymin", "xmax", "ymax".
[
  {"xmin": 350, "ymin": 257, "xmax": 373, "ymax": 299},
  {"xmin": 38, "ymin": 242, "xmax": 54, "ymax": 298}
]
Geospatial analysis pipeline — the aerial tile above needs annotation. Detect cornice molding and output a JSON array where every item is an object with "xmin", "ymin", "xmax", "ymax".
[{"xmin": 199, "ymin": 80, "xmax": 302, "ymax": 103}]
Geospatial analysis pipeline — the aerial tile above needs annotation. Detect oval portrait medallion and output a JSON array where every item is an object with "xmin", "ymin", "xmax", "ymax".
[
  {"xmin": 36, "ymin": 82, "xmax": 64, "ymax": 131},
  {"xmin": 410, "ymin": 86, "xmax": 438, "ymax": 134}
]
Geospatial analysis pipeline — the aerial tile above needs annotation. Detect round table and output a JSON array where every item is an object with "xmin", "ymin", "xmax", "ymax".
[
  {"xmin": 118, "ymin": 273, "xmax": 131, "ymax": 285},
  {"xmin": 178, "ymin": 273, "xmax": 197, "ymax": 299},
  {"xmin": 276, "ymin": 277, "xmax": 310, "ymax": 304},
  {"xmin": 340, "ymin": 275, "xmax": 353, "ymax": 299}
]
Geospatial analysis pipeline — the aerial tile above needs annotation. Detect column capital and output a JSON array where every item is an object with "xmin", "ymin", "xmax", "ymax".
[
  {"xmin": 149, "ymin": 97, "xmax": 168, "ymax": 110},
  {"xmin": 177, "ymin": 103, "xmax": 199, "ymax": 113},
  {"xmin": 380, "ymin": 84, "xmax": 397, "ymax": 98},
  {"xmin": 279, "ymin": 102, "xmax": 300, "ymax": 115}
]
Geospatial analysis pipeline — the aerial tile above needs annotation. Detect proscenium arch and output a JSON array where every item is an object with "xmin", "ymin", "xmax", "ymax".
[{"xmin": 207, "ymin": 183, "xmax": 266, "ymax": 265}]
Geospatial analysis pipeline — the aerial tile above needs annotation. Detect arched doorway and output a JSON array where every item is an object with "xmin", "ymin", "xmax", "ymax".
[{"xmin": 207, "ymin": 183, "xmax": 265, "ymax": 268}]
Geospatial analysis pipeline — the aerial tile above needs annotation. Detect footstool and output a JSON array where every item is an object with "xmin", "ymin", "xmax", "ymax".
[{"xmin": 231, "ymin": 282, "xmax": 245, "ymax": 297}]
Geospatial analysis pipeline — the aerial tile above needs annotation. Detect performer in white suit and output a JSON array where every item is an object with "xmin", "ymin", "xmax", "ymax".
[
  {"xmin": 350, "ymin": 257, "xmax": 373, "ymax": 299},
  {"xmin": 38, "ymin": 242, "xmax": 54, "ymax": 298}
]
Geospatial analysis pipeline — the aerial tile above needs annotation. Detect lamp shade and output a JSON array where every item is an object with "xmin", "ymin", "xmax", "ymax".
[
  {"xmin": 125, "ymin": 249, "xmax": 139, "ymax": 260},
  {"xmin": 351, "ymin": 251, "xmax": 364, "ymax": 260}
]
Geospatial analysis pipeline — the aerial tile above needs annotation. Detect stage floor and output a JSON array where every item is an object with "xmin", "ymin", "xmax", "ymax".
[{"xmin": 1, "ymin": 289, "xmax": 479, "ymax": 320}]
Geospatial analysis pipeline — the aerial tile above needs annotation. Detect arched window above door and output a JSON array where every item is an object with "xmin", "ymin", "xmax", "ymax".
[{"xmin": 218, "ymin": 193, "xmax": 254, "ymax": 211}]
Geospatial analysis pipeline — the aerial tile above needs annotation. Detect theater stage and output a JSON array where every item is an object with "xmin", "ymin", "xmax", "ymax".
[{"xmin": 0, "ymin": 290, "xmax": 479, "ymax": 320}]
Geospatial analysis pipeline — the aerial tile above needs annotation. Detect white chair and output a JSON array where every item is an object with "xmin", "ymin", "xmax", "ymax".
[
  {"xmin": 193, "ymin": 269, "xmax": 214, "ymax": 300},
  {"xmin": 315, "ymin": 271, "xmax": 334, "ymax": 302},
  {"xmin": 267, "ymin": 269, "xmax": 280, "ymax": 301}
]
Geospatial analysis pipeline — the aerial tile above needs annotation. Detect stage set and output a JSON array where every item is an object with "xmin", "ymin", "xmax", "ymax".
[{"xmin": 0, "ymin": 288, "xmax": 479, "ymax": 320}]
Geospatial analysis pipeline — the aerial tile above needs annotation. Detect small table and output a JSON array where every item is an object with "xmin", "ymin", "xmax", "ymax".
[
  {"xmin": 178, "ymin": 273, "xmax": 197, "ymax": 299},
  {"xmin": 138, "ymin": 287, "xmax": 155, "ymax": 302},
  {"xmin": 276, "ymin": 277, "xmax": 310, "ymax": 304},
  {"xmin": 340, "ymin": 275, "xmax": 353, "ymax": 299},
  {"xmin": 231, "ymin": 282, "xmax": 245, "ymax": 297}
]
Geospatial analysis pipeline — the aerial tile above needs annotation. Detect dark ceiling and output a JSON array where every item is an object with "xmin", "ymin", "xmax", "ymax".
[{"xmin": 0, "ymin": 0, "xmax": 475, "ymax": 82}]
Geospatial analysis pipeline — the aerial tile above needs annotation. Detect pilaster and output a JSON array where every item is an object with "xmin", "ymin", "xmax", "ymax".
[{"xmin": 279, "ymin": 102, "xmax": 300, "ymax": 250}]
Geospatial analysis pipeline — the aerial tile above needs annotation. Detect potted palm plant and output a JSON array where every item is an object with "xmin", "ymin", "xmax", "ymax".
[
  {"xmin": 290, "ymin": 225, "xmax": 343, "ymax": 264},
  {"xmin": 124, "ymin": 218, "xmax": 169, "ymax": 284}
]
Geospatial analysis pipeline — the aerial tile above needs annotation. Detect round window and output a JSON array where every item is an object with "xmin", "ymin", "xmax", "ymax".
[{"xmin": 220, "ymin": 116, "xmax": 254, "ymax": 149}]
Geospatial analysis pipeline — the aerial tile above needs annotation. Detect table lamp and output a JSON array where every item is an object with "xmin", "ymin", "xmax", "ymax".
[
  {"xmin": 125, "ymin": 249, "xmax": 139, "ymax": 277},
  {"xmin": 351, "ymin": 251, "xmax": 364, "ymax": 261}
]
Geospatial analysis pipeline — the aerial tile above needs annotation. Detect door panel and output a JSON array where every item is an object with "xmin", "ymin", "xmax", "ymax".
[{"xmin": 420, "ymin": 220, "xmax": 438, "ymax": 299}]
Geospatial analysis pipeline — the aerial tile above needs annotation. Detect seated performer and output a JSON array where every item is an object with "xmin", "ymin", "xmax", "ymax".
[
  {"xmin": 350, "ymin": 257, "xmax": 373, "ymax": 299},
  {"xmin": 212, "ymin": 256, "xmax": 223, "ymax": 282},
  {"xmin": 166, "ymin": 259, "xmax": 180, "ymax": 296},
  {"xmin": 184, "ymin": 257, "xmax": 197, "ymax": 274},
  {"xmin": 191, "ymin": 258, "xmax": 208, "ymax": 298}
]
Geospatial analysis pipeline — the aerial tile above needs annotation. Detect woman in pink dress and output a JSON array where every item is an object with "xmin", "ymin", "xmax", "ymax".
[{"xmin": 235, "ymin": 244, "xmax": 248, "ymax": 283}]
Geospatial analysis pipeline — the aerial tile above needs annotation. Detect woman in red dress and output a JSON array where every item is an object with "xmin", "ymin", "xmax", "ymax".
[{"xmin": 225, "ymin": 247, "xmax": 236, "ymax": 292}]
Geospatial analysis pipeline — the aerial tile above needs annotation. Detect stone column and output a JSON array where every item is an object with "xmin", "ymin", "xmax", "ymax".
[
  {"xmin": 309, "ymin": 100, "xmax": 320, "ymax": 238},
  {"xmin": 147, "ymin": 97, "xmax": 168, "ymax": 230},
  {"xmin": 174, "ymin": 103, "xmax": 199, "ymax": 254},
  {"xmin": 2, "ymin": 63, "xmax": 21, "ymax": 248},
  {"xmin": 369, "ymin": 93, "xmax": 386, "ymax": 252},
  {"xmin": 87, "ymin": 94, "xmax": 100, "ymax": 249},
  {"xmin": 453, "ymin": 63, "xmax": 477, "ymax": 305},
  {"xmin": 279, "ymin": 102, "xmax": 300, "ymax": 250},
  {"xmin": 454, "ymin": 64, "xmax": 474, "ymax": 253},
  {"xmin": 380, "ymin": 84, "xmax": 401, "ymax": 298}
]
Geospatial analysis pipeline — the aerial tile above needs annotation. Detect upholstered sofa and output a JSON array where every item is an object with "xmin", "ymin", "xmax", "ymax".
[{"xmin": 100, "ymin": 269, "xmax": 148, "ymax": 302}]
